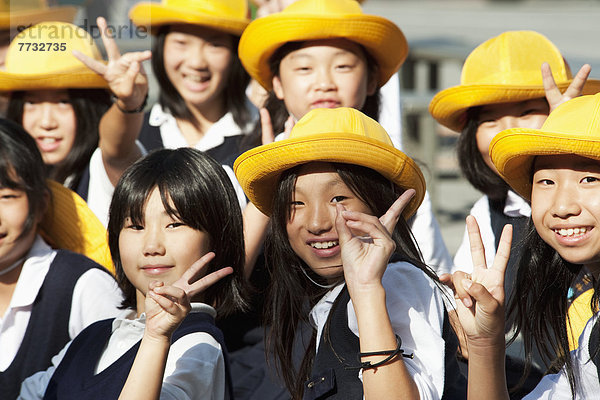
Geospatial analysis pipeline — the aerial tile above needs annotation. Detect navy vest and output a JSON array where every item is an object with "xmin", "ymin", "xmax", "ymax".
[
  {"xmin": 43, "ymin": 311, "xmax": 234, "ymax": 400},
  {"xmin": 304, "ymin": 286, "xmax": 467, "ymax": 400},
  {"xmin": 0, "ymin": 250, "xmax": 106, "ymax": 400}
]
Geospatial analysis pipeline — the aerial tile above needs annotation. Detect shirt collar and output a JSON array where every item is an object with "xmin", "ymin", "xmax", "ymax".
[
  {"xmin": 504, "ymin": 189, "xmax": 531, "ymax": 218},
  {"xmin": 111, "ymin": 302, "xmax": 217, "ymax": 332}
]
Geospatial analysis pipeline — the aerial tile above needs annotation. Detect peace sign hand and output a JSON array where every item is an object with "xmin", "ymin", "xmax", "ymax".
[
  {"xmin": 144, "ymin": 252, "xmax": 233, "ymax": 340},
  {"xmin": 73, "ymin": 17, "xmax": 151, "ymax": 111},
  {"xmin": 543, "ymin": 62, "xmax": 592, "ymax": 113}
]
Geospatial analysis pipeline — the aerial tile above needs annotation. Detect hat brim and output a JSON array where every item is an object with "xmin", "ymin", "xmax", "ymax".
[
  {"xmin": 0, "ymin": 67, "xmax": 108, "ymax": 92},
  {"xmin": 429, "ymin": 79, "xmax": 600, "ymax": 132},
  {"xmin": 129, "ymin": 3, "xmax": 248, "ymax": 36},
  {"xmin": 234, "ymin": 133, "xmax": 425, "ymax": 219},
  {"xmin": 490, "ymin": 128, "xmax": 600, "ymax": 200},
  {"xmin": 40, "ymin": 180, "xmax": 114, "ymax": 273},
  {"xmin": 0, "ymin": 7, "xmax": 78, "ymax": 29},
  {"xmin": 239, "ymin": 13, "xmax": 407, "ymax": 90}
]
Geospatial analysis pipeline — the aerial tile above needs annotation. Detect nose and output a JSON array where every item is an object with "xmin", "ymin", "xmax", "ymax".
[
  {"xmin": 305, "ymin": 202, "xmax": 334, "ymax": 235},
  {"xmin": 39, "ymin": 103, "xmax": 58, "ymax": 130},
  {"xmin": 315, "ymin": 67, "xmax": 336, "ymax": 92},
  {"xmin": 185, "ymin": 43, "xmax": 209, "ymax": 70},
  {"xmin": 142, "ymin": 226, "xmax": 166, "ymax": 256},
  {"xmin": 550, "ymin": 184, "xmax": 581, "ymax": 219}
]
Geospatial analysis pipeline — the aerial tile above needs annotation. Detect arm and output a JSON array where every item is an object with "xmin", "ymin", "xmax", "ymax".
[
  {"xmin": 337, "ymin": 190, "xmax": 420, "ymax": 400},
  {"xmin": 118, "ymin": 253, "xmax": 232, "ymax": 400},
  {"xmin": 74, "ymin": 17, "xmax": 150, "ymax": 186}
]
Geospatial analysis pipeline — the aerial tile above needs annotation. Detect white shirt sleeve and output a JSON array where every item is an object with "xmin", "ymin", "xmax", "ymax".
[
  {"xmin": 222, "ymin": 164, "xmax": 248, "ymax": 210},
  {"xmin": 452, "ymin": 195, "xmax": 496, "ymax": 273},
  {"xmin": 18, "ymin": 341, "xmax": 72, "ymax": 400},
  {"xmin": 347, "ymin": 262, "xmax": 447, "ymax": 399},
  {"xmin": 409, "ymin": 191, "xmax": 454, "ymax": 275},
  {"xmin": 69, "ymin": 269, "xmax": 123, "ymax": 339}
]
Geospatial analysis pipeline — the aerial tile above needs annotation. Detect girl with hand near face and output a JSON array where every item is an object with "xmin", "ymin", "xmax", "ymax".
[
  {"xmin": 20, "ymin": 148, "xmax": 248, "ymax": 400},
  {"xmin": 1, "ymin": 20, "xmax": 148, "ymax": 227},
  {"xmin": 234, "ymin": 107, "xmax": 466, "ymax": 400},
  {"xmin": 451, "ymin": 93, "xmax": 600, "ymax": 399}
]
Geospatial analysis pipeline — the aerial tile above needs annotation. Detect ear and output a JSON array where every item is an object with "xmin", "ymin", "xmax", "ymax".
[{"xmin": 272, "ymin": 75, "xmax": 285, "ymax": 100}]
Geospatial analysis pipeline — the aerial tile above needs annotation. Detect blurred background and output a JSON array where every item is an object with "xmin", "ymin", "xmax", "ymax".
[{"xmin": 68, "ymin": 0, "xmax": 600, "ymax": 254}]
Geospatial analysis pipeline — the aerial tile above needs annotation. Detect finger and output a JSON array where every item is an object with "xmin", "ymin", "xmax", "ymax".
[
  {"xmin": 148, "ymin": 290, "xmax": 189, "ymax": 314},
  {"xmin": 335, "ymin": 203, "xmax": 353, "ymax": 246},
  {"xmin": 72, "ymin": 49, "xmax": 107, "ymax": 75},
  {"xmin": 379, "ymin": 189, "xmax": 415, "ymax": 234},
  {"xmin": 342, "ymin": 211, "xmax": 391, "ymax": 242},
  {"xmin": 452, "ymin": 271, "xmax": 474, "ymax": 308},
  {"xmin": 562, "ymin": 63, "xmax": 591, "ymax": 100},
  {"xmin": 282, "ymin": 116, "xmax": 294, "ymax": 139},
  {"xmin": 178, "ymin": 252, "xmax": 216, "ymax": 287},
  {"xmin": 187, "ymin": 266, "xmax": 233, "ymax": 298},
  {"xmin": 542, "ymin": 62, "xmax": 561, "ymax": 104},
  {"xmin": 260, "ymin": 108, "xmax": 275, "ymax": 145},
  {"xmin": 153, "ymin": 285, "xmax": 187, "ymax": 302},
  {"xmin": 490, "ymin": 224, "xmax": 512, "ymax": 277},
  {"xmin": 466, "ymin": 215, "xmax": 487, "ymax": 270},
  {"xmin": 438, "ymin": 273, "xmax": 454, "ymax": 290},
  {"xmin": 148, "ymin": 280, "xmax": 163, "ymax": 291},
  {"xmin": 96, "ymin": 17, "xmax": 121, "ymax": 61},
  {"xmin": 462, "ymin": 278, "xmax": 504, "ymax": 312}
]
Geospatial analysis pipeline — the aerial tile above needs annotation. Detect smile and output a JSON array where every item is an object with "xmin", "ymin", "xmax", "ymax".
[
  {"xmin": 310, "ymin": 240, "xmax": 338, "ymax": 249},
  {"xmin": 553, "ymin": 227, "xmax": 591, "ymax": 237}
]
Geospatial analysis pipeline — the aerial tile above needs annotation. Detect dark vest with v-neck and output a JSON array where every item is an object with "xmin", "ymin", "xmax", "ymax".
[
  {"xmin": 43, "ymin": 311, "xmax": 234, "ymax": 400},
  {"xmin": 0, "ymin": 250, "xmax": 105, "ymax": 400},
  {"xmin": 303, "ymin": 286, "xmax": 467, "ymax": 400}
]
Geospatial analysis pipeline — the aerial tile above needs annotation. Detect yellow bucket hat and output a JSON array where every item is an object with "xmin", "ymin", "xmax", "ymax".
[
  {"xmin": 234, "ymin": 107, "xmax": 425, "ymax": 219},
  {"xmin": 429, "ymin": 31, "xmax": 600, "ymax": 133},
  {"xmin": 129, "ymin": 0, "xmax": 249, "ymax": 36},
  {"xmin": 0, "ymin": 21, "xmax": 108, "ymax": 92},
  {"xmin": 238, "ymin": 0, "xmax": 407, "ymax": 90},
  {"xmin": 0, "ymin": 0, "xmax": 77, "ymax": 29},
  {"xmin": 40, "ymin": 180, "xmax": 114, "ymax": 274},
  {"xmin": 490, "ymin": 93, "xmax": 600, "ymax": 201}
]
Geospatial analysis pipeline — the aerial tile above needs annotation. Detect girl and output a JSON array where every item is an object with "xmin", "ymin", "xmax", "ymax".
[
  {"xmin": 238, "ymin": 0, "xmax": 452, "ymax": 275},
  {"xmin": 128, "ymin": 0, "xmax": 255, "ymax": 171},
  {"xmin": 0, "ymin": 119, "xmax": 122, "ymax": 400},
  {"xmin": 0, "ymin": 19, "xmax": 149, "ymax": 226},
  {"xmin": 452, "ymin": 92, "xmax": 600, "ymax": 399},
  {"xmin": 234, "ymin": 107, "xmax": 466, "ymax": 399},
  {"xmin": 20, "ymin": 147, "xmax": 248, "ymax": 399}
]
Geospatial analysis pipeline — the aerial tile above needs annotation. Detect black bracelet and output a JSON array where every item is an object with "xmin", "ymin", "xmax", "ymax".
[
  {"xmin": 357, "ymin": 335, "xmax": 414, "ymax": 370},
  {"xmin": 110, "ymin": 92, "xmax": 148, "ymax": 114}
]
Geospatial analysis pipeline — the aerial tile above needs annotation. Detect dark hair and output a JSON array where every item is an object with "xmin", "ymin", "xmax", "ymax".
[
  {"xmin": 240, "ymin": 40, "xmax": 381, "ymax": 151},
  {"xmin": 265, "ymin": 162, "xmax": 439, "ymax": 398},
  {"xmin": 0, "ymin": 118, "xmax": 49, "ymax": 238},
  {"xmin": 151, "ymin": 26, "xmax": 252, "ymax": 131},
  {"xmin": 507, "ymin": 219, "xmax": 599, "ymax": 396},
  {"xmin": 6, "ymin": 89, "xmax": 111, "ymax": 190},
  {"xmin": 456, "ymin": 107, "xmax": 511, "ymax": 200},
  {"xmin": 107, "ymin": 148, "xmax": 248, "ymax": 316}
]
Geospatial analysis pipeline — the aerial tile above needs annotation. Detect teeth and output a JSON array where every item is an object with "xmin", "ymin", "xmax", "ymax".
[
  {"xmin": 310, "ymin": 241, "xmax": 338, "ymax": 249},
  {"xmin": 185, "ymin": 75, "xmax": 209, "ymax": 82},
  {"xmin": 40, "ymin": 137, "xmax": 58, "ymax": 143},
  {"xmin": 555, "ymin": 227, "xmax": 588, "ymax": 237}
]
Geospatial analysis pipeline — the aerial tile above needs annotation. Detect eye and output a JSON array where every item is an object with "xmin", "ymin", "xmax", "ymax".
[
  {"xmin": 126, "ymin": 224, "xmax": 144, "ymax": 231},
  {"xmin": 167, "ymin": 221, "xmax": 185, "ymax": 228},
  {"xmin": 331, "ymin": 196, "xmax": 347, "ymax": 203},
  {"xmin": 521, "ymin": 108, "xmax": 541, "ymax": 117},
  {"xmin": 290, "ymin": 200, "xmax": 304, "ymax": 207},
  {"xmin": 537, "ymin": 178, "xmax": 554, "ymax": 186},
  {"xmin": 581, "ymin": 176, "xmax": 600, "ymax": 184}
]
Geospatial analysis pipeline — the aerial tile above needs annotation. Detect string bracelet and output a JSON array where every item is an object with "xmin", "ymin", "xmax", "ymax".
[
  {"xmin": 111, "ymin": 92, "xmax": 148, "ymax": 114},
  {"xmin": 357, "ymin": 335, "xmax": 414, "ymax": 370}
]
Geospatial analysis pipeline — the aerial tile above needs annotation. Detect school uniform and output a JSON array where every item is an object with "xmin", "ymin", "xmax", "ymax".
[
  {"xmin": 0, "ymin": 236, "xmax": 122, "ymax": 400},
  {"xmin": 19, "ymin": 303, "xmax": 231, "ymax": 400},
  {"xmin": 305, "ymin": 260, "xmax": 466, "ymax": 400}
]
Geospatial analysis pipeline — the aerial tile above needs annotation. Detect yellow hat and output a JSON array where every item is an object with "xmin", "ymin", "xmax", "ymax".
[
  {"xmin": 429, "ymin": 31, "xmax": 600, "ymax": 133},
  {"xmin": 0, "ymin": 21, "xmax": 108, "ymax": 92},
  {"xmin": 40, "ymin": 180, "xmax": 114, "ymax": 274},
  {"xmin": 0, "ymin": 0, "xmax": 77, "ymax": 29},
  {"xmin": 234, "ymin": 107, "xmax": 425, "ymax": 218},
  {"xmin": 129, "ymin": 0, "xmax": 249, "ymax": 36},
  {"xmin": 238, "ymin": 0, "xmax": 407, "ymax": 90},
  {"xmin": 490, "ymin": 93, "xmax": 600, "ymax": 201}
]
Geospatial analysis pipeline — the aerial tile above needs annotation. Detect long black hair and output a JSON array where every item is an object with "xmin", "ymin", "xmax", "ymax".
[
  {"xmin": 151, "ymin": 26, "xmax": 252, "ymax": 131},
  {"xmin": 0, "ymin": 118, "xmax": 49, "ymax": 238},
  {"xmin": 6, "ymin": 89, "xmax": 111, "ymax": 190},
  {"xmin": 265, "ymin": 162, "xmax": 439, "ymax": 398},
  {"xmin": 107, "ymin": 148, "xmax": 248, "ymax": 317},
  {"xmin": 508, "ymin": 219, "xmax": 600, "ymax": 396},
  {"xmin": 240, "ymin": 40, "xmax": 381, "ymax": 151}
]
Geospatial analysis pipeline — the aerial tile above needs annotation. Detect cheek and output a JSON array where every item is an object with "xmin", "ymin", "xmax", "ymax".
[{"xmin": 475, "ymin": 127, "xmax": 496, "ymax": 158}]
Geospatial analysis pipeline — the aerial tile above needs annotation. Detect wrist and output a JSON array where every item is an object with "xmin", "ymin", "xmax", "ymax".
[{"xmin": 111, "ymin": 92, "xmax": 148, "ymax": 114}]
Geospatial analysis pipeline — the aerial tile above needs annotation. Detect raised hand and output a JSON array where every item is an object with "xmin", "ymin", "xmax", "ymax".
[
  {"xmin": 73, "ymin": 16, "xmax": 151, "ymax": 112},
  {"xmin": 259, "ymin": 107, "xmax": 294, "ymax": 145},
  {"xmin": 336, "ymin": 189, "xmax": 415, "ymax": 294},
  {"xmin": 452, "ymin": 216, "xmax": 511, "ymax": 343},
  {"xmin": 543, "ymin": 62, "xmax": 591, "ymax": 113},
  {"xmin": 143, "ymin": 252, "xmax": 233, "ymax": 340}
]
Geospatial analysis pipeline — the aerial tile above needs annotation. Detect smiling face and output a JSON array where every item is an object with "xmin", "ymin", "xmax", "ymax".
[
  {"xmin": 285, "ymin": 162, "xmax": 373, "ymax": 282},
  {"xmin": 118, "ymin": 187, "xmax": 211, "ymax": 314},
  {"xmin": 476, "ymin": 98, "xmax": 549, "ymax": 174},
  {"xmin": 21, "ymin": 89, "xmax": 77, "ymax": 166},
  {"xmin": 531, "ymin": 154, "xmax": 600, "ymax": 276},
  {"xmin": 163, "ymin": 24, "xmax": 234, "ymax": 115},
  {"xmin": 272, "ymin": 39, "xmax": 377, "ymax": 121}
]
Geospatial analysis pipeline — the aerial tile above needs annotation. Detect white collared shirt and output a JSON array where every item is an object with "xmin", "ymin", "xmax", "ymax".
[
  {"xmin": 0, "ymin": 236, "xmax": 123, "ymax": 372},
  {"xmin": 453, "ymin": 190, "xmax": 531, "ymax": 273}
]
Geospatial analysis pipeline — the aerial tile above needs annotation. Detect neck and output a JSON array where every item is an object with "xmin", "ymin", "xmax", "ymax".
[{"xmin": 176, "ymin": 98, "xmax": 227, "ymax": 146}]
